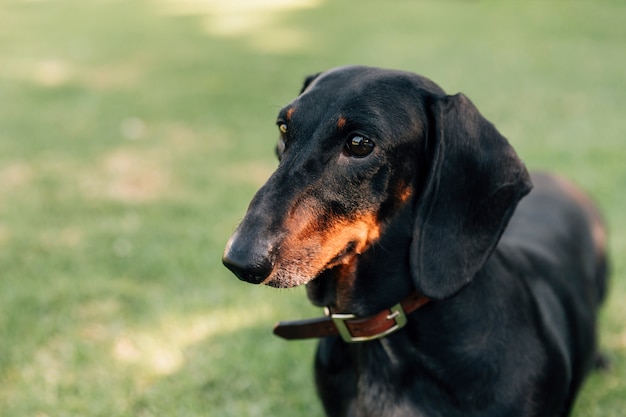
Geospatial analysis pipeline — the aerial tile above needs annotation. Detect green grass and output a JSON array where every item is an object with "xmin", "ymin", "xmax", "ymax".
[{"xmin": 0, "ymin": 0, "xmax": 624, "ymax": 415}]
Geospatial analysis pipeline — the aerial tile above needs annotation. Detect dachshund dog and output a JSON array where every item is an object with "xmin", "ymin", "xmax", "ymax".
[{"xmin": 223, "ymin": 66, "xmax": 608, "ymax": 417}]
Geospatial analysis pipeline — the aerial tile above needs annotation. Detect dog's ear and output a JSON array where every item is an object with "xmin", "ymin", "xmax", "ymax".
[
  {"xmin": 299, "ymin": 72, "xmax": 321, "ymax": 94},
  {"xmin": 410, "ymin": 93, "xmax": 532, "ymax": 300}
]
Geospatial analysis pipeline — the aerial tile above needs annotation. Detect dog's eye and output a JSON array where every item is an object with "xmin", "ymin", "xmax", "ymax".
[
  {"xmin": 278, "ymin": 123, "xmax": 288, "ymax": 134},
  {"xmin": 345, "ymin": 135, "xmax": 375, "ymax": 157}
]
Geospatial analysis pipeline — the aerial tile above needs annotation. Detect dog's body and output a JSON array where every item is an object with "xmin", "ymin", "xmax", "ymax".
[{"xmin": 223, "ymin": 66, "xmax": 608, "ymax": 417}]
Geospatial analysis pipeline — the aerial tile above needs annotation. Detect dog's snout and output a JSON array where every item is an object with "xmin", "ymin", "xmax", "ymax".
[{"xmin": 222, "ymin": 234, "xmax": 274, "ymax": 284}]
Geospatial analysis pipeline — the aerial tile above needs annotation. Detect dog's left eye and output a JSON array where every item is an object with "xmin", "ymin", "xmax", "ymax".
[
  {"xmin": 278, "ymin": 123, "xmax": 288, "ymax": 134},
  {"xmin": 345, "ymin": 135, "xmax": 375, "ymax": 157}
]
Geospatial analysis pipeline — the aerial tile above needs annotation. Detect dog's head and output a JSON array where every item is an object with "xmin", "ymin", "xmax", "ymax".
[{"xmin": 223, "ymin": 66, "xmax": 531, "ymax": 301}]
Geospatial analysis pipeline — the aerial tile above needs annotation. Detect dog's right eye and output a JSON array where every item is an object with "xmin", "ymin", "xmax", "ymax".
[{"xmin": 345, "ymin": 135, "xmax": 375, "ymax": 157}]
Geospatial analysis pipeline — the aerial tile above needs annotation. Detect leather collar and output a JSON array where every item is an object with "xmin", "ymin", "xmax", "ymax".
[{"xmin": 273, "ymin": 291, "xmax": 429, "ymax": 343}]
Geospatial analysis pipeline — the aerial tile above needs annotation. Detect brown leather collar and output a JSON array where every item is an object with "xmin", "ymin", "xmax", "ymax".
[{"xmin": 273, "ymin": 292, "xmax": 429, "ymax": 343}]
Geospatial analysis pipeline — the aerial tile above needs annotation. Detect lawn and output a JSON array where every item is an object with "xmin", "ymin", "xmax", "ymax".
[{"xmin": 0, "ymin": 0, "xmax": 624, "ymax": 416}]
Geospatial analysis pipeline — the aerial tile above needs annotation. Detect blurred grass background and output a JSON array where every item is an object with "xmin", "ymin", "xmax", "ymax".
[{"xmin": 0, "ymin": 0, "xmax": 624, "ymax": 416}]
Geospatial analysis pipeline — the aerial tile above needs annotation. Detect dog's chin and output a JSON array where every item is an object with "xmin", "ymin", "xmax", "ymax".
[
  {"xmin": 263, "ymin": 244, "xmax": 359, "ymax": 289},
  {"xmin": 263, "ymin": 273, "xmax": 314, "ymax": 289}
]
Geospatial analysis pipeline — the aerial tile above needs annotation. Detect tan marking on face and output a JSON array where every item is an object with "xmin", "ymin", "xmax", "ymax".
[
  {"xmin": 262, "ymin": 199, "xmax": 381, "ymax": 288},
  {"xmin": 552, "ymin": 175, "xmax": 607, "ymax": 254},
  {"xmin": 286, "ymin": 107, "xmax": 295, "ymax": 121},
  {"xmin": 337, "ymin": 116, "xmax": 347, "ymax": 130},
  {"xmin": 397, "ymin": 184, "xmax": 413, "ymax": 204}
]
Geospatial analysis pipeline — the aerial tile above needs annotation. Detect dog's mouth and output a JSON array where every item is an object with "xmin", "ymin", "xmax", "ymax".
[
  {"xmin": 325, "ymin": 240, "xmax": 358, "ymax": 269},
  {"xmin": 261, "ymin": 211, "xmax": 382, "ymax": 289},
  {"xmin": 264, "ymin": 240, "xmax": 360, "ymax": 289}
]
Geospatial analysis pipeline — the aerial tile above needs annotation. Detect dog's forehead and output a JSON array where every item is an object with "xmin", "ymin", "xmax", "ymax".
[
  {"xmin": 305, "ymin": 66, "xmax": 443, "ymax": 97},
  {"xmin": 303, "ymin": 67, "xmax": 405, "ymax": 102},
  {"xmin": 280, "ymin": 67, "xmax": 439, "ymax": 136},
  {"xmin": 289, "ymin": 67, "xmax": 440, "ymax": 117}
]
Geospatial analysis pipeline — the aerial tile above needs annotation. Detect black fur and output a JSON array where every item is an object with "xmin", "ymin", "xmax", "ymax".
[{"xmin": 223, "ymin": 66, "xmax": 608, "ymax": 417}]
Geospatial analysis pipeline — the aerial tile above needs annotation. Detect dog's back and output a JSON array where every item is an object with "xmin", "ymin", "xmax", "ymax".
[
  {"xmin": 501, "ymin": 172, "xmax": 608, "ymax": 307},
  {"xmin": 498, "ymin": 172, "xmax": 608, "ymax": 410}
]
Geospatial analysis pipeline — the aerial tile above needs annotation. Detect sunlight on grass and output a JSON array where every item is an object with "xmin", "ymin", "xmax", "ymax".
[
  {"xmin": 220, "ymin": 160, "xmax": 276, "ymax": 187},
  {"xmin": 38, "ymin": 227, "xmax": 83, "ymax": 249},
  {"xmin": 80, "ymin": 148, "xmax": 173, "ymax": 204},
  {"xmin": 2, "ymin": 52, "xmax": 141, "ymax": 91},
  {"xmin": 112, "ymin": 305, "xmax": 276, "ymax": 378},
  {"xmin": 157, "ymin": 0, "xmax": 322, "ymax": 52},
  {"xmin": 34, "ymin": 58, "xmax": 73, "ymax": 87},
  {"xmin": 0, "ymin": 162, "xmax": 33, "ymax": 194}
]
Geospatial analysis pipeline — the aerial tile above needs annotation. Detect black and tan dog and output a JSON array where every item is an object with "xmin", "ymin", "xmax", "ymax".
[{"xmin": 222, "ymin": 66, "xmax": 608, "ymax": 417}]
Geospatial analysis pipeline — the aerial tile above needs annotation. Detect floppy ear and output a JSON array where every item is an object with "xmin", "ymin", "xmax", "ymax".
[
  {"xmin": 300, "ymin": 72, "xmax": 321, "ymax": 94},
  {"xmin": 410, "ymin": 93, "xmax": 533, "ymax": 300}
]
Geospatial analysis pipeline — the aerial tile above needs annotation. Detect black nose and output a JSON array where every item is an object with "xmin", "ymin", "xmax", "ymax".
[
  {"xmin": 222, "ymin": 236, "xmax": 274, "ymax": 284},
  {"xmin": 223, "ymin": 255, "xmax": 273, "ymax": 284}
]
